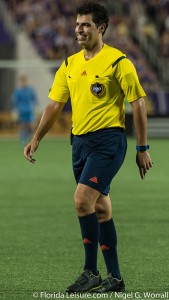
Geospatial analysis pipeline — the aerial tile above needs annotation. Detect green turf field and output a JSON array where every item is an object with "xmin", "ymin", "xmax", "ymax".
[{"xmin": 0, "ymin": 137, "xmax": 168, "ymax": 300}]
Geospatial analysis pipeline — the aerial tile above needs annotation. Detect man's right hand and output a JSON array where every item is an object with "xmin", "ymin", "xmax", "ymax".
[
  {"xmin": 24, "ymin": 139, "xmax": 39, "ymax": 163},
  {"xmin": 23, "ymin": 101, "xmax": 65, "ymax": 164}
]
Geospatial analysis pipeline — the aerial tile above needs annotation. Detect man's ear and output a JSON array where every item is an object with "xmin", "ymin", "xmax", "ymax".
[{"xmin": 98, "ymin": 23, "xmax": 107, "ymax": 35}]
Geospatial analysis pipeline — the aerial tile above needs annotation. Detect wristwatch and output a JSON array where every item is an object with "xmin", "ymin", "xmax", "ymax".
[{"xmin": 136, "ymin": 145, "xmax": 149, "ymax": 152}]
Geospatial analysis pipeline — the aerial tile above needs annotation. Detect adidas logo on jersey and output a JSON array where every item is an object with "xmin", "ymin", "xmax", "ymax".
[{"xmin": 81, "ymin": 70, "xmax": 87, "ymax": 76}]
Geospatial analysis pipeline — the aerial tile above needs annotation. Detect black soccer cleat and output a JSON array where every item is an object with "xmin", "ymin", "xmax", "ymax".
[
  {"xmin": 66, "ymin": 269, "xmax": 102, "ymax": 293},
  {"xmin": 94, "ymin": 274, "xmax": 125, "ymax": 293}
]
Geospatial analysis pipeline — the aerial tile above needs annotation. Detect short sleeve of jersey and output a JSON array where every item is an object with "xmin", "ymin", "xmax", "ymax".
[
  {"xmin": 115, "ymin": 58, "xmax": 146, "ymax": 102},
  {"xmin": 48, "ymin": 61, "xmax": 70, "ymax": 103}
]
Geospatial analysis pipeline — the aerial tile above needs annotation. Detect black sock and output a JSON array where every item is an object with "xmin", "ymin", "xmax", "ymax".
[
  {"xmin": 78, "ymin": 212, "xmax": 99, "ymax": 275},
  {"xmin": 99, "ymin": 218, "xmax": 121, "ymax": 279}
]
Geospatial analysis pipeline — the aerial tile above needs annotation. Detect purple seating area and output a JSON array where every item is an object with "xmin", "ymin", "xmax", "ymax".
[{"xmin": 0, "ymin": 18, "xmax": 14, "ymax": 45}]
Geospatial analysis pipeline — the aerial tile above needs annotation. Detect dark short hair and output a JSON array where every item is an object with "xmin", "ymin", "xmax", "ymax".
[{"xmin": 76, "ymin": 2, "xmax": 109, "ymax": 35}]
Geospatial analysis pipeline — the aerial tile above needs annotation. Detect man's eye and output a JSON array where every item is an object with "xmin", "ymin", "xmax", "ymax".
[{"xmin": 76, "ymin": 23, "xmax": 91, "ymax": 27}]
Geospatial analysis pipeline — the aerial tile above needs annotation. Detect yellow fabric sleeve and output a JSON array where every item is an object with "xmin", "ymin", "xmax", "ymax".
[{"xmin": 48, "ymin": 61, "xmax": 70, "ymax": 103}]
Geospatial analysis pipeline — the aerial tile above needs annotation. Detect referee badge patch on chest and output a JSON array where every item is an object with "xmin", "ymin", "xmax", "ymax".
[{"xmin": 90, "ymin": 82, "xmax": 106, "ymax": 98}]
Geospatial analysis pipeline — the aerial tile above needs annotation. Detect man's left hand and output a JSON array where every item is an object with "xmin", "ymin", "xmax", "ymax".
[{"xmin": 136, "ymin": 151, "xmax": 153, "ymax": 179}]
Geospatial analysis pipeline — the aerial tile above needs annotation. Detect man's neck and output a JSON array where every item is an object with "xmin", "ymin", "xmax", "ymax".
[{"xmin": 83, "ymin": 41, "xmax": 104, "ymax": 60}]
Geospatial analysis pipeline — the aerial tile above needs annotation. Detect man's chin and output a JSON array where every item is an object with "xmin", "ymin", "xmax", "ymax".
[{"xmin": 77, "ymin": 40, "xmax": 87, "ymax": 47}]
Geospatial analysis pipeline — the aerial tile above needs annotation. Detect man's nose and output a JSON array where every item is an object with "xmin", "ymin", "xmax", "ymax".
[{"xmin": 76, "ymin": 25, "xmax": 83, "ymax": 32}]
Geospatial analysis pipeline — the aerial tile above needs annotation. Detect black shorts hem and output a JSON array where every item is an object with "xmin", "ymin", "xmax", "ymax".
[{"xmin": 78, "ymin": 180, "xmax": 109, "ymax": 196}]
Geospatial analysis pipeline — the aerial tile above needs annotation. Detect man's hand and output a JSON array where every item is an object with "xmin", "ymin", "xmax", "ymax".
[
  {"xmin": 136, "ymin": 151, "xmax": 153, "ymax": 179},
  {"xmin": 24, "ymin": 140, "xmax": 39, "ymax": 163}
]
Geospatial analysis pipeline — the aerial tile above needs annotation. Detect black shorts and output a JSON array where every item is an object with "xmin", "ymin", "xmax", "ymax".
[{"xmin": 72, "ymin": 128, "xmax": 127, "ymax": 195}]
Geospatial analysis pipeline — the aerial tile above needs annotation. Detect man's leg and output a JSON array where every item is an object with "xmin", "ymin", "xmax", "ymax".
[
  {"xmin": 95, "ymin": 194, "xmax": 125, "ymax": 292},
  {"xmin": 96, "ymin": 194, "xmax": 120, "ymax": 278},
  {"xmin": 66, "ymin": 183, "xmax": 102, "ymax": 293},
  {"xmin": 19, "ymin": 123, "xmax": 28, "ymax": 145},
  {"xmin": 75, "ymin": 183, "xmax": 100, "ymax": 274}
]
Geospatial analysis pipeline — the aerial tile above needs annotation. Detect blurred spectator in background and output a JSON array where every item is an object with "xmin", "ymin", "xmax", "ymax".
[{"xmin": 11, "ymin": 74, "xmax": 38, "ymax": 145}]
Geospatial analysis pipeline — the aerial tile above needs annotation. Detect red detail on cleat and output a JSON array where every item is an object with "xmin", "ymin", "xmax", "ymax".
[
  {"xmin": 101, "ymin": 244, "xmax": 110, "ymax": 251},
  {"xmin": 89, "ymin": 177, "xmax": 98, "ymax": 184},
  {"xmin": 83, "ymin": 238, "xmax": 91, "ymax": 244}
]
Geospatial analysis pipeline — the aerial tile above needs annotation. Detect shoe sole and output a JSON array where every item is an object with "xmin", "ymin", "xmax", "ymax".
[{"xmin": 88, "ymin": 283, "xmax": 103, "ymax": 292}]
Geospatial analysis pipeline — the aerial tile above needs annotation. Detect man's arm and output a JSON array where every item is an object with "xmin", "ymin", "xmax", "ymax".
[
  {"xmin": 130, "ymin": 97, "xmax": 153, "ymax": 179},
  {"xmin": 24, "ymin": 100, "xmax": 65, "ymax": 163}
]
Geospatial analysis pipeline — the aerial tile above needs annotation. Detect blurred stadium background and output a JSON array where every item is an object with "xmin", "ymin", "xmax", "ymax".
[{"xmin": 0, "ymin": 1, "xmax": 169, "ymax": 299}]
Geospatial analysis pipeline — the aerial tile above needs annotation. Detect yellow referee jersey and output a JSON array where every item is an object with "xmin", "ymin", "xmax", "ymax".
[{"xmin": 49, "ymin": 44, "xmax": 146, "ymax": 135}]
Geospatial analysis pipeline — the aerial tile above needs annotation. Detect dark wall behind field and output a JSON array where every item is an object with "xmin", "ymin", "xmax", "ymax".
[{"xmin": 0, "ymin": 19, "xmax": 16, "ymax": 111}]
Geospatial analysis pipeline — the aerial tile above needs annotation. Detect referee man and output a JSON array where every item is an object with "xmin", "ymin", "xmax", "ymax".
[{"xmin": 24, "ymin": 2, "xmax": 153, "ymax": 293}]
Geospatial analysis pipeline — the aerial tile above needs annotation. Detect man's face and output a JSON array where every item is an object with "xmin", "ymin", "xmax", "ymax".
[{"xmin": 75, "ymin": 14, "xmax": 100, "ymax": 48}]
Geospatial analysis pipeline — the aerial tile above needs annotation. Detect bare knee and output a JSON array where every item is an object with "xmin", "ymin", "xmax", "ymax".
[
  {"xmin": 75, "ymin": 199, "xmax": 92, "ymax": 216},
  {"xmin": 95, "ymin": 195, "xmax": 112, "ymax": 223},
  {"xmin": 74, "ymin": 184, "xmax": 100, "ymax": 216},
  {"xmin": 95, "ymin": 204, "xmax": 110, "ymax": 222}
]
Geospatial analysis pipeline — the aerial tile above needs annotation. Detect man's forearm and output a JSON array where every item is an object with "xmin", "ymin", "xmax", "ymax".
[
  {"xmin": 131, "ymin": 98, "xmax": 148, "ymax": 145},
  {"xmin": 32, "ymin": 100, "xmax": 65, "ymax": 142}
]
